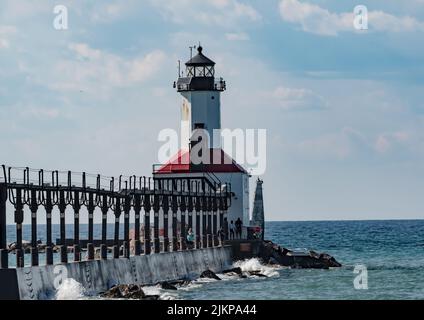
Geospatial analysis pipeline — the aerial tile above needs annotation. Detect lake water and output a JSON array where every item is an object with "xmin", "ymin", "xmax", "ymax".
[{"xmin": 5, "ymin": 220, "xmax": 424, "ymax": 300}]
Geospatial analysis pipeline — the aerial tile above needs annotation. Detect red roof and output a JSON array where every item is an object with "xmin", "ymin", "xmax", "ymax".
[{"xmin": 154, "ymin": 149, "xmax": 247, "ymax": 174}]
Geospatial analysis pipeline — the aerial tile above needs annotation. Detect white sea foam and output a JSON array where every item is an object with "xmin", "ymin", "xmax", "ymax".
[
  {"xmin": 55, "ymin": 278, "xmax": 86, "ymax": 300},
  {"xmin": 178, "ymin": 282, "xmax": 203, "ymax": 291},
  {"xmin": 195, "ymin": 277, "xmax": 218, "ymax": 284},
  {"xmin": 142, "ymin": 285, "xmax": 177, "ymax": 300},
  {"xmin": 217, "ymin": 273, "xmax": 240, "ymax": 281},
  {"xmin": 234, "ymin": 258, "xmax": 280, "ymax": 277}
]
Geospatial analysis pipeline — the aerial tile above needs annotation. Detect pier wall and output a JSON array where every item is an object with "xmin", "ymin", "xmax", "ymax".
[{"xmin": 0, "ymin": 246, "xmax": 232, "ymax": 300}]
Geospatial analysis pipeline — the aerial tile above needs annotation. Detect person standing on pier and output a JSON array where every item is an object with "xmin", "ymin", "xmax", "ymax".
[
  {"xmin": 235, "ymin": 218, "xmax": 242, "ymax": 239},
  {"xmin": 229, "ymin": 221, "xmax": 236, "ymax": 240},
  {"xmin": 223, "ymin": 217, "xmax": 229, "ymax": 240},
  {"xmin": 217, "ymin": 226, "xmax": 224, "ymax": 242},
  {"xmin": 186, "ymin": 228, "xmax": 195, "ymax": 249}
]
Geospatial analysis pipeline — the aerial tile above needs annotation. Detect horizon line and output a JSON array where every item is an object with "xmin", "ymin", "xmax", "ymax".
[{"xmin": 5, "ymin": 217, "xmax": 424, "ymax": 226}]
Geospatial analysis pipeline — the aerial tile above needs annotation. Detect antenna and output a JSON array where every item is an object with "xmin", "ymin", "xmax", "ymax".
[
  {"xmin": 178, "ymin": 60, "xmax": 181, "ymax": 77},
  {"xmin": 189, "ymin": 45, "xmax": 197, "ymax": 60}
]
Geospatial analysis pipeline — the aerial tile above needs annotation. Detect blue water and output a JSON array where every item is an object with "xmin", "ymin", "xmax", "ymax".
[
  {"xmin": 176, "ymin": 220, "xmax": 424, "ymax": 300},
  {"xmin": 5, "ymin": 220, "xmax": 424, "ymax": 299}
]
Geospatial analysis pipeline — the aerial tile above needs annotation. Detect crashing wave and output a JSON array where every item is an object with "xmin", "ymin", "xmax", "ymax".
[
  {"xmin": 55, "ymin": 278, "xmax": 86, "ymax": 300},
  {"xmin": 233, "ymin": 258, "xmax": 280, "ymax": 277}
]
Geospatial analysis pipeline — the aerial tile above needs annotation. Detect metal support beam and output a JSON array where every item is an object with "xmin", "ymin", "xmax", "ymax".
[
  {"xmin": 144, "ymin": 195, "xmax": 151, "ymax": 255},
  {"xmin": 113, "ymin": 197, "xmax": 121, "ymax": 258},
  {"xmin": 87, "ymin": 192, "xmax": 94, "ymax": 260},
  {"xmin": 45, "ymin": 191, "xmax": 53, "ymax": 265},
  {"xmin": 171, "ymin": 195, "xmax": 178, "ymax": 251},
  {"xmin": 134, "ymin": 194, "xmax": 141, "ymax": 255},
  {"xmin": 101, "ymin": 195, "xmax": 108, "ymax": 250},
  {"xmin": 73, "ymin": 190, "xmax": 81, "ymax": 262},
  {"xmin": 123, "ymin": 196, "xmax": 130, "ymax": 258},
  {"xmin": 0, "ymin": 166, "xmax": 234, "ymax": 269},
  {"xmin": 0, "ymin": 183, "xmax": 8, "ymax": 268},
  {"xmin": 30, "ymin": 189, "xmax": 39, "ymax": 266},
  {"xmin": 153, "ymin": 193, "xmax": 160, "ymax": 253},
  {"xmin": 163, "ymin": 196, "xmax": 169, "ymax": 252},
  {"xmin": 15, "ymin": 188, "xmax": 24, "ymax": 267},
  {"xmin": 59, "ymin": 190, "xmax": 67, "ymax": 263}
]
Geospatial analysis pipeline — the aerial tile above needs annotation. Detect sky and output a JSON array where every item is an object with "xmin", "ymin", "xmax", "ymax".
[{"xmin": 1, "ymin": 0, "xmax": 424, "ymax": 221}]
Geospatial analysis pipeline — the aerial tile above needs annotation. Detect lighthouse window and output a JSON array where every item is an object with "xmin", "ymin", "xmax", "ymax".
[
  {"xmin": 195, "ymin": 66, "xmax": 205, "ymax": 77},
  {"xmin": 187, "ymin": 66, "xmax": 194, "ymax": 77},
  {"xmin": 194, "ymin": 123, "xmax": 205, "ymax": 129},
  {"xmin": 205, "ymin": 66, "xmax": 214, "ymax": 77}
]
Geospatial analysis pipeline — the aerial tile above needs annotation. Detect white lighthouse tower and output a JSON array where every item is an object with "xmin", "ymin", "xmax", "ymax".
[
  {"xmin": 154, "ymin": 46, "xmax": 250, "ymax": 236},
  {"xmin": 177, "ymin": 45, "xmax": 223, "ymax": 150}
]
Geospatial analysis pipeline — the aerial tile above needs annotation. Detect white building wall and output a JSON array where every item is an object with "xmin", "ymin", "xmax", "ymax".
[
  {"xmin": 181, "ymin": 91, "xmax": 221, "ymax": 149},
  {"xmin": 152, "ymin": 171, "xmax": 250, "ymax": 237},
  {"xmin": 213, "ymin": 172, "xmax": 249, "ymax": 229}
]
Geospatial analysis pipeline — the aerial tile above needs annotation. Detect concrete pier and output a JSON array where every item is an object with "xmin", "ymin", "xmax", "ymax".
[{"xmin": 0, "ymin": 246, "xmax": 232, "ymax": 300}]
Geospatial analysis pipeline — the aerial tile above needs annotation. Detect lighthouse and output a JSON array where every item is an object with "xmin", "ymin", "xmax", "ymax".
[
  {"xmin": 176, "ymin": 45, "xmax": 224, "ymax": 150},
  {"xmin": 154, "ymin": 46, "xmax": 250, "ymax": 237}
]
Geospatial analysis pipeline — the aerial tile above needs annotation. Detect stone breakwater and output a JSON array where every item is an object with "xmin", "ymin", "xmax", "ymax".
[
  {"xmin": 259, "ymin": 240, "xmax": 342, "ymax": 269},
  {"xmin": 99, "ymin": 268, "xmax": 270, "ymax": 300},
  {"xmin": 96, "ymin": 240, "xmax": 342, "ymax": 300},
  {"xmin": 0, "ymin": 240, "xmax": 342, "ymax": 300}
]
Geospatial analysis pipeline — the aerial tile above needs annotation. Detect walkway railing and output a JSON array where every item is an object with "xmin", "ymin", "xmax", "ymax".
[{"xmin": 0, "ymin": 165, "xmax": 231, "ymax": 269}]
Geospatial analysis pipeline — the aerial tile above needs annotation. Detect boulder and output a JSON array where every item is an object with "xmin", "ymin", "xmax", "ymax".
[
  {"xmin": 142, "ymin": 295, "xmax": 161, "ymax": 300},
  {"xmin": 317, "ymin": 252, "xmax": 342, "ymax": 268},
  {"xmin": 101, "ymin": 285, "xmax": 125, "ymax": 299},
  {"xmin": 268, "ymin": 257, "xmax": 279, "ymax": 265},
  {"xmin": 200, "ymin": 270, "xmax": 221, "ymax": 280},
  {"xmin": 222, "ymin": 267, "xmax": 242, "ymax": 275},
  {"xmin": 222, "ymin": 267, "xmax": 247, "ymax": 278},
  {"xmin": 259, "ymin": 240, "xmax": 341, "ymax": 269},
  {"xmin": 247, "ymin": 271, "xmax": 267, "ymax": 278},
  {"xmin": 160, "ymin": 281, "xmax": 178, "ymax": 290},
  {"xmin": 101, "ymin": 284, "xmax": 160, "ymax": 300},
  {"xmin": 169, "ymin": 280, "xmax": 191, "ymax": 287}
]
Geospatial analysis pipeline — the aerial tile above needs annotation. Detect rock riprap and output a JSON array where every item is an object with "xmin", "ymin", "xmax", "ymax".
[
  {"xmin": 100, "ymin": 284, "xmax": 159, "ymax": 300},
  {"xmin": 260, "ymin": 240, "xmax": 342, "ymax": 269}
]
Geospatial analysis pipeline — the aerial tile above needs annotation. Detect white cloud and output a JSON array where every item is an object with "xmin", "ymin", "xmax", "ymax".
[
  {"xmin": 233, "ymin": 2, "xmax": 261, "ymax": 21},
  {"xmin": 374, "ymin": 131, "xmax": 411, "ymax": 153},
  {"xmin": 297, "ymin": 127, "xmax": 368, "ymax": 159},
  {"xmin": 0, "ymin": 25, "xmax": 17, "ymax": 49},
  {"xmin": 298, "ymin": 133, "xmax": 350, "ymax": 159},
  {"xmin": 0, "ymin": 39, "xmax": 9, "ymax": 49},
  {"xmin": 279, "ymin": 0, "xmax": 424, "ymax": 36},
  {"xmin": 375, "ymin": 134, "xmax": 391, "ymax": 153},
  {"xmin": 368, "ymin": 11, "xmax": 424, "ymax": 32},
  {"xmin": 268, "ymin": 86, "xmax": 327, "ymax": 111},
  {"xmin": 70, "ymin": 43, "xmax": 102, "ymax": 59},
  {"xmin": 49, "ymin": 43, "xmax": 166, "ymax": 93},
  {"xmin": 225, "ymin": 32, "xmax": 250, "ymax": 41},
  {"xmin": 88, "ymin": 0, "xmax": 139, "ymax": 23},
  {"xmin": 279, "ymin": 0, "xmax": 351, "ymax": 36},
  {"xmin": 151, "ymin": 0, "xmax": 261, "ymax": 26},
  {"xmin": 0, "ymin": 1, "xmax": 49, "ymax": 21}
]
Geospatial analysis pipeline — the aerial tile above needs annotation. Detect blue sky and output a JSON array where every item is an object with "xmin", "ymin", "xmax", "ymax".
[{"xmin": 1, "ymin": 0, "xmax": 423, "ymax": 221}]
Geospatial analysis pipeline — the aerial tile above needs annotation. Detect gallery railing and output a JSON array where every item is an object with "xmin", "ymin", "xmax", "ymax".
[{"xmin": 0, "ymin": 165, "xmax": 231, "ymax": 269}]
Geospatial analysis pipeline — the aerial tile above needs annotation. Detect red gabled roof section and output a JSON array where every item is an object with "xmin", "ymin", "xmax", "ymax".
[{"xmin": 154, "ymin": 149, "xmax": 247, "ymax": 174}]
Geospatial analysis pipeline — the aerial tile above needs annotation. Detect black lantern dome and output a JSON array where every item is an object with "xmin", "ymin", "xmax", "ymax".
[
  {"xmin": 185, "ymin": 46, "xmax": 215, "ymax": 77},
  {"xmin": 175, "ymin": 46, "xmax": 225, "ymax": 92}
]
